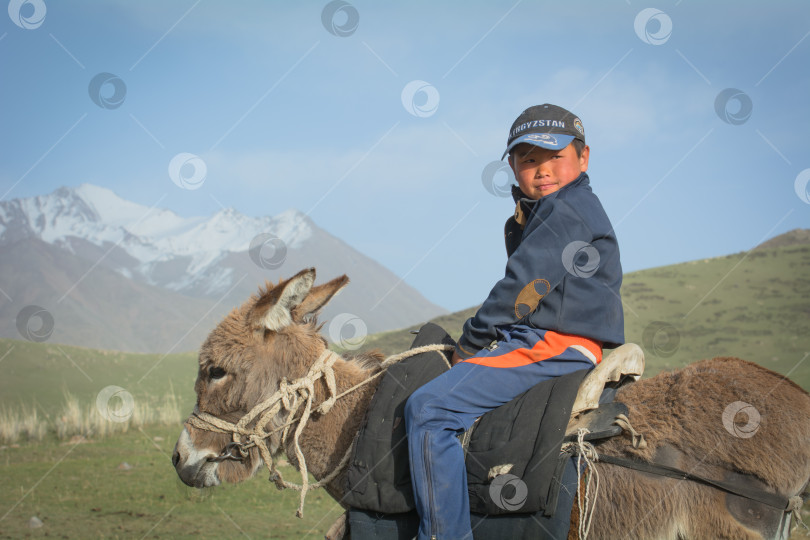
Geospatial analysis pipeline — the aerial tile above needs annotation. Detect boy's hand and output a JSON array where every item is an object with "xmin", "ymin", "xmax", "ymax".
[{"xmin": 451, "ymin": 351, "xmax": 463, "ymax": 366}]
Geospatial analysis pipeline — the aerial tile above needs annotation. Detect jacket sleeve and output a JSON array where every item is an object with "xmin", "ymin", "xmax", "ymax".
[{"xmin": 455, "ymin": 197, "xmax": 594, "ymax": 359}]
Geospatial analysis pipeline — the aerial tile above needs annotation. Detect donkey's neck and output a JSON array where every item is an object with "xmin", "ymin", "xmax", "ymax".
[{"xmin": 282, "ymin": 353, "xmax": 382, "ymax": 500}]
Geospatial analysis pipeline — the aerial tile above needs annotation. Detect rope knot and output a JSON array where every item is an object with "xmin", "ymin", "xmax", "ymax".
[
  {"xmin": 789, "ymin": 495, "xmax": 810, "ymax": 532},
  {"xmin": 279, "ymin": 378, "xmax": 292, "ymax": 409},
  {"xmin": 318, "ymin": 396, "xmax": 337, "ymax": 414},
  {"xmin": 296, "ymin": 386, "xmax": 311, "ymax": 401},
  {"xmin": 269, "ymin": 469, "xmax": 285, "ymax": 490}
]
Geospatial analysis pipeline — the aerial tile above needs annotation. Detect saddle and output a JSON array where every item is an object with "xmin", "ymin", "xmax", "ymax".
[{"xmin": 343, "ymin": 323, "xmax": 645, "ymax": 517}]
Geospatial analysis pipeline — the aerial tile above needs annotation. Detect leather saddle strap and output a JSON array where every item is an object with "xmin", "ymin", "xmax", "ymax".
[{"xmin": 596, "ymin": 453, "xmax": 791, "ymax": 511}]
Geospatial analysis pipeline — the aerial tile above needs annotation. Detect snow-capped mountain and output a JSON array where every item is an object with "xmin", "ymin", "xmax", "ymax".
[
  {"xmin": 0, "ymin": 184, "xmax": 313, "ymax": 295},
  {"xmin": 0, "ymin": 184, "xmax": 447, "ymax": 353}
]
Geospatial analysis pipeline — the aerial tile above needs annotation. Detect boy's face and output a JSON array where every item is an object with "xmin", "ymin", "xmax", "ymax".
[{"xmin": 508, "ymin": 142, "xmax": 589, "ymax": 200}]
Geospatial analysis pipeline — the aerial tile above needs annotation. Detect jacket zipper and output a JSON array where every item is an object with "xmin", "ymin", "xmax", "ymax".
[{"xmin": 423, "ymin": 432, "xmax": 438, "ymax": 539}]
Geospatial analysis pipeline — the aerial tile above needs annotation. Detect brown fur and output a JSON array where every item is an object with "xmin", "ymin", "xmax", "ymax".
[
  {"xmin": 182, "ymin": 270, "xmax": 383, "ymax": 499},
  {"xmin": 178, "ymin": 270, "xmax": 810, "ymax": 539},
  {"xmin": 588, "ymin": 357, "xmax": 810, "ymax": 539}
]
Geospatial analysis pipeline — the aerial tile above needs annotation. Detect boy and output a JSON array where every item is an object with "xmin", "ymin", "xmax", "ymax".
[{"xmin": 404, "ymin": 104, "xmax": 624, "ymax": 539}]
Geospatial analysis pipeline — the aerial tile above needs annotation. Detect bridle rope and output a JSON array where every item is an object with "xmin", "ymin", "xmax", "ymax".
[{"xmin": 187, "ymin": 343, "xmax": 453, "ymax": 518}]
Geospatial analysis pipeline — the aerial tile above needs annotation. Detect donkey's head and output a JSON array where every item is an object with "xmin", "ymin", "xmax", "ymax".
[{"xmin": 172, "ymin": 268, "xmax": 348, "ymax": 488}]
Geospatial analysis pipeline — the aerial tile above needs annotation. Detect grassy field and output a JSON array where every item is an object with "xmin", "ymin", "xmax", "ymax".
[
  {"xmin": 0, "ymin": 425, "xmax": 347, "ymax": 539},
  {"xmin": 2, "ymin": 427, "xmax": 809, "ymax": 539},
  {"xmin": 1, "ymin": 236, "xmax": 809, "ymax": 538}
]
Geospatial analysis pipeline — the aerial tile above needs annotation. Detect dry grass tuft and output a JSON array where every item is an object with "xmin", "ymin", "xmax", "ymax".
[{"xmin": 1, "ymin": 389, "xmax": 184, "ymax": 444}]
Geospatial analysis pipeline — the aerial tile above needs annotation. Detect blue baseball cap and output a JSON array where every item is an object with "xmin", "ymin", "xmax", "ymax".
[{"xmin": 502, "ymin": 104, "xmax": 586, "ymax": 159}]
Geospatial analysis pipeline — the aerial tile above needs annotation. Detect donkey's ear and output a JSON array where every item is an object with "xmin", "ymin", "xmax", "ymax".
[
  {"xmin": 249, "ymin": 268, "xmax": 316, "ymax": 332},
  {"xmin": 292, "ymin": 275, "xmax": 349, "ymax": 322}
]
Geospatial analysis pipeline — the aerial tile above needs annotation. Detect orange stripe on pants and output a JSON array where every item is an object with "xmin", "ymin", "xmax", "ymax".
[{"xmin": 463, "ymin": 331, "xmax": 602, "ymax": 368}]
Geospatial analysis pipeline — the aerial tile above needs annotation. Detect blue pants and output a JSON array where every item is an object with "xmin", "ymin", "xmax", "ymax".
[{"xmin": 404, "ymin": 326, "xmax": 598, "ymax": 539}]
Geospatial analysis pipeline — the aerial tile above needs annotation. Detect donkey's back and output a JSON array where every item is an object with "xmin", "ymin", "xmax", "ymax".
[{"xmin": 590, "ymin": 357, "xmax": 810, "ymax": 539}]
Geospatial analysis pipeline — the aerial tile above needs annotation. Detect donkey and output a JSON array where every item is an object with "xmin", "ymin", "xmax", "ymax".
[{"xmin": 173, "ymin": 268, "xmax": 810, "ymax": 539}]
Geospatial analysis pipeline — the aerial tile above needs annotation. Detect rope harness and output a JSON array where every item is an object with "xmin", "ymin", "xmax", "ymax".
[
  {"xmin": 186, "ymin": 343, "xmax": 454, "ymax": 518},
  {"xmin": 561, "ymin": 428, "xmax": 600, "ymax": 540}
]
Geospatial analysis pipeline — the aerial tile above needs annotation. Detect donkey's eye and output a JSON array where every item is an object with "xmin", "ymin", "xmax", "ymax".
[{"xmin": 208, "ymin": 366, "xmax": 227, "ymax": 380}]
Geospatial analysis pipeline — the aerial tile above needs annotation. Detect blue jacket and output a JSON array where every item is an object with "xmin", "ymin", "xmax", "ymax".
[{"xmin": 456, "ymin": 172, "xmax": 625, "ymax": 359}]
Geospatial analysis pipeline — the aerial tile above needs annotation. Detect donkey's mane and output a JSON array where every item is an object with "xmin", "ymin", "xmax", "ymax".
[{"xmin": 346, "ymin": 350, "xmax": 384, "ymax": 373}]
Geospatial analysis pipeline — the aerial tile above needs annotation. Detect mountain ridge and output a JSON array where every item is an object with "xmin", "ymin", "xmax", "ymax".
[{"xmin": 0, "ymin": 184, "xmax": 447, "ymax": 352}]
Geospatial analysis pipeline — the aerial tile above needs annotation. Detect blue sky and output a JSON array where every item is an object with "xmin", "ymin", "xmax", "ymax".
[{"xmin": 2, "ymin": 0, "xmax": 809, "ymax": 312}]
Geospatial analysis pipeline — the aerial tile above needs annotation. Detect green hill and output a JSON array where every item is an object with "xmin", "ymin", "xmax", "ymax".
[
  {"xmin": 360, "ymin": 232, "xmax": 810, "ymax": 389},
  {"xmin": 2, "ymin": 230, "xmax": 809, "ymax": 416},
  {"xmin": 621, "ymin": 242, "xmax": 810, "ymax": 383}
]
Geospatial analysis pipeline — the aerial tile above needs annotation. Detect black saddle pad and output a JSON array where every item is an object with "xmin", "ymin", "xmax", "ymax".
[
  {"xmin": 465, "ymin": 365, "xmax": 588, "ymax": 515},
  {"xmin": 344, "ymin": 323, "xmax": 454, "ymax": 512},
  {"xmin": 344, "ymin": 323, "xmax": 589, "ymax": 516},
  {"xmin": 349, "ymin": 454, "xmax": 581, "ymax": 540}
]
